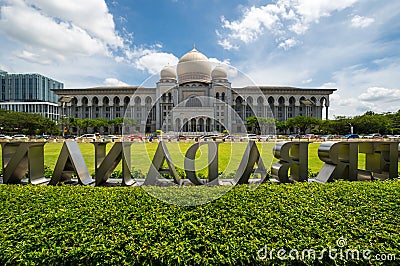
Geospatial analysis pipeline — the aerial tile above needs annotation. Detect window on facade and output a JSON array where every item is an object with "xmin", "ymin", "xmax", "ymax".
[
  {"xmin": 288, "ymin": 107, "xmax": 292, "ymax": 111},
  {"xmin": 186, "ymin": 97, "xmax": 202, "ymax": 107}
]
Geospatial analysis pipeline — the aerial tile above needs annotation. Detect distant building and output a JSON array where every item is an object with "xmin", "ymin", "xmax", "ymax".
[
  {"xmin": 0, "ymin": 70, "xmax": 63, "ymax": 120},
  {"xmin": 54, "ymin": 47, "xmax": 336, "ymax": 135}
]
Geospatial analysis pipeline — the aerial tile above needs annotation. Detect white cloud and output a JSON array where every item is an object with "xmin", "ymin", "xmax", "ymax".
[
  {"xmin": 217, "ymin": 39, "xmax": 239, "ymax": 50},
  {"xmin": 104, "ymin": 78, "xmax": 129, "ymax": 86},
  {"xmin": 218, "ymin": 0, "xmax": 359, "ymax": 49},
  {"xmin": 0, "ymin": 0, "xmax": 123, "ymax": 63},
  {"xmin": 278, "ymin": 38, "xmax": 298, "ymax": 50},
  {"xmin": 359, "ymin": 87, "xmax": 400, "ymax": 102},
  {"xmin": 220, "ymin": 4, "xmax": 284, "ymax": 44},
  {"xmin": 23, "ymin": 0, "xmax": 123, "ymax": 47},
  {"xmin": 208, "ymin": 57, "xmax": 230, "ymax": 66},
  {"xmin": 135, "ymin": 52, "xmax": 179, "ymax": 75},
  {"xmin": 0, "ymin": 0, "xmax": 183, "ymax": 80},
  {"xmin": 15, "ymin": 50, "xmax": 51, "ymax": 65},
  {"xmin": 350, "ymin": 15, "xmax": 375, "ymax": 28},
  {"xmin": 328, "ymin": 60, "xmax": 400, "ymax": 116},
  {"xmin": 302, "ymin": 78, "xmax": 313, "ymax": 84},
  {"xmin": 293, "ymin": 0, "xmax": 359, "ymax": 23}
]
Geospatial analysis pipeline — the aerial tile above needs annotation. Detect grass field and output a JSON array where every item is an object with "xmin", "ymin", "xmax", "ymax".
[{"xmin": 0, "ymin": 141, "xmax": 378, "ymax": 177}]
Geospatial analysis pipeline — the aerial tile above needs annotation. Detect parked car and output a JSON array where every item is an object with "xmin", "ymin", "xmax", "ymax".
[
  {"xmin": 37, "ymin": 134, "xmax": 51, "ymax": 139},
  {"xmin": 102, "ymin": 135, "xmax": 120, "ymax": 141},
  {"xmin": 127, "ymin": 134, "xmax": 143, "ymax": 141},
  {"xmin": 63, "ymin": 134, "xmax": 77, "ymax": 139},
  {"xmin": 77, "ymin": 134, "xmax": 96, "ymax": 141},
  {"xmin": 304, "ymin": 134, "xmax": 315, "ymax": 139},
  {"xmin": 388, "ymin": 135, "xmax": 400, "ymax": 140},
  {"xmin": 288, "ymin": 134, "xmax": 301, "ymax": 139},
  {"xmin": 343, "ymin": 134, "xmax": 360, "ymax": 139},
  {"xmin": 240, "ymin": 134, "xmax": 257, "ymax": 141},
  {"xmin": 363, "ymin": 133, "xmax": 382, "ymax": 139},
  {"xmin": 259, "ymin": 135, "xmax": 277, "ymax": 141},
  {"xmin": 321, "ymin": 135, "xmax": 334, "ymax": 140},
  {"xmin": 199, "ymin": 134, "xmax": 219, "ymax": 141},
  {"xmin": 174, "ymin": 134, "xmax": 187, "ymax": 140},
  {"xmin": 222, "ymin": 135, "xmax": 235, "ymax": 141},
  {"xmin": 0, "ymin": 134, "xmax": 12, "ymax": 140},
  {"xmin": 12, "ymin": 134, "xmax": 29, "ymax": 140}
]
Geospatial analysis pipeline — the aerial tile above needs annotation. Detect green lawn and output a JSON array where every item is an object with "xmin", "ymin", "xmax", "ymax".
[{"xmin": 0, "ymin": 141, "xmax": 384, "ymax": 177}]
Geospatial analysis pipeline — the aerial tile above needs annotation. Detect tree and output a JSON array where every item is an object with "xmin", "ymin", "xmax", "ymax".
[
  {"xmin": 245, "ymin": 116, "xmax": 276, "ymax": 134},
  {"xmin": 0, "ymin": 108, "xmax": 59, "ymax": 135},
  {"xmin": 286, "ymin": 116, "xmax": 320, "ymax": 134},
  {"xmin": 352, "ymin": 113, "xmax": 390, "ymax": 134},
  {"xmin": 246, "ymin": 116, "xmax": 259, "ymax": 133},
  {"xmin": 275, "ymin": 120, "xmax": 288, "ymax": 134}
]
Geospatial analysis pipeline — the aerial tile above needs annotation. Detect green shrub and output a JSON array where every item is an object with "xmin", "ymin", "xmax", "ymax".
[{"xmin": 0, "ymin": 181, "xmax": 398, "ymax": 265}]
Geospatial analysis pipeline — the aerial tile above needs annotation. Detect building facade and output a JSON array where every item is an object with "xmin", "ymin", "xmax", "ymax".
[
  {"xmin": 54, "ymin": 48, "xmax": 335, "ymax": 135},
  {"xmin": 0, "ymin": 70, "xmax": 63, "ymax": 120}
]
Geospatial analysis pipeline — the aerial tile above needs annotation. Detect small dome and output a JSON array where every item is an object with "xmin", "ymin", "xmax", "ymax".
[
  {"xmin": 160, "ymin": 65, "xmax": 176, "ymax": 80},
  {"xmin": 177, "ymin": 47, "xmax": 211, "ymax": 84},
  {"xmin": 211, "ymin": 65, "xmax": 227, "ymax": 80}
]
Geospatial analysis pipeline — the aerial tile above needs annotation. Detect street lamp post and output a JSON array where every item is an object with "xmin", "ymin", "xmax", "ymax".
[
  {"xmin": 348, "ymin": 123, "xmax": 354, "ymax": 134},
  {"xmin": 58, "ymin": 96, "xmax": 73, "ymax": 138}
]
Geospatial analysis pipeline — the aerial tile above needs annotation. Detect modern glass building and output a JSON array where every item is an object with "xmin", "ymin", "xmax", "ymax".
[{"xmin": 0, "ymin": 70, "xmax": 63, "ymax": 120}]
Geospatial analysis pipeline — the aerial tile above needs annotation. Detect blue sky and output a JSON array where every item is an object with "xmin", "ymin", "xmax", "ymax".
[{"xmin": 0, "ymin": 0, "xmax": 399, "ymax": 117}]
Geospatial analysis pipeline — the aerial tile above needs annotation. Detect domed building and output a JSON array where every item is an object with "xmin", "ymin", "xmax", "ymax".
[{"xmin": 54, "ymin": 47, "xmax": 335, "ymax": 135}]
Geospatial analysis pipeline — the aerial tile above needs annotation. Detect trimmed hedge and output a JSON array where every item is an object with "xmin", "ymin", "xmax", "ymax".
[{"xmin": 0, "ymin": 181, "xmax": 399, "ymax": 265}]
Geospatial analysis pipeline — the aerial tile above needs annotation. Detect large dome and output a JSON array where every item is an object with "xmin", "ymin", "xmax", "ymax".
[{"xmin": 177, "ymin": 47, "xmax": 211, "ymax": 84}]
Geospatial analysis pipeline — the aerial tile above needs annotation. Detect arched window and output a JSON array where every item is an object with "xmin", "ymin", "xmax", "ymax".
[
  {"xmin": 82, "ymin": 97, "xmax": 88, "ymax": 105},
  {"xmin": 134, "ymin": 96, "xmax": 141, "ymax": 105},
  {"xmin": 113, "ymin": 96, "xmax": 120, "ymax": 105},
  {"xmin": 145, "ymin": 96, "xmax": 152, "ymax": 105},
  {"xmin": 186, "ymin": 96, "xmax": 202, "ymax": 107},
  {"xmin": 92, "ymin": 97, "xmax": 99, "ymax": 105},
  {"xmin": 124, "ymin": 96, "xmax": 130, "ymax": 106}
]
